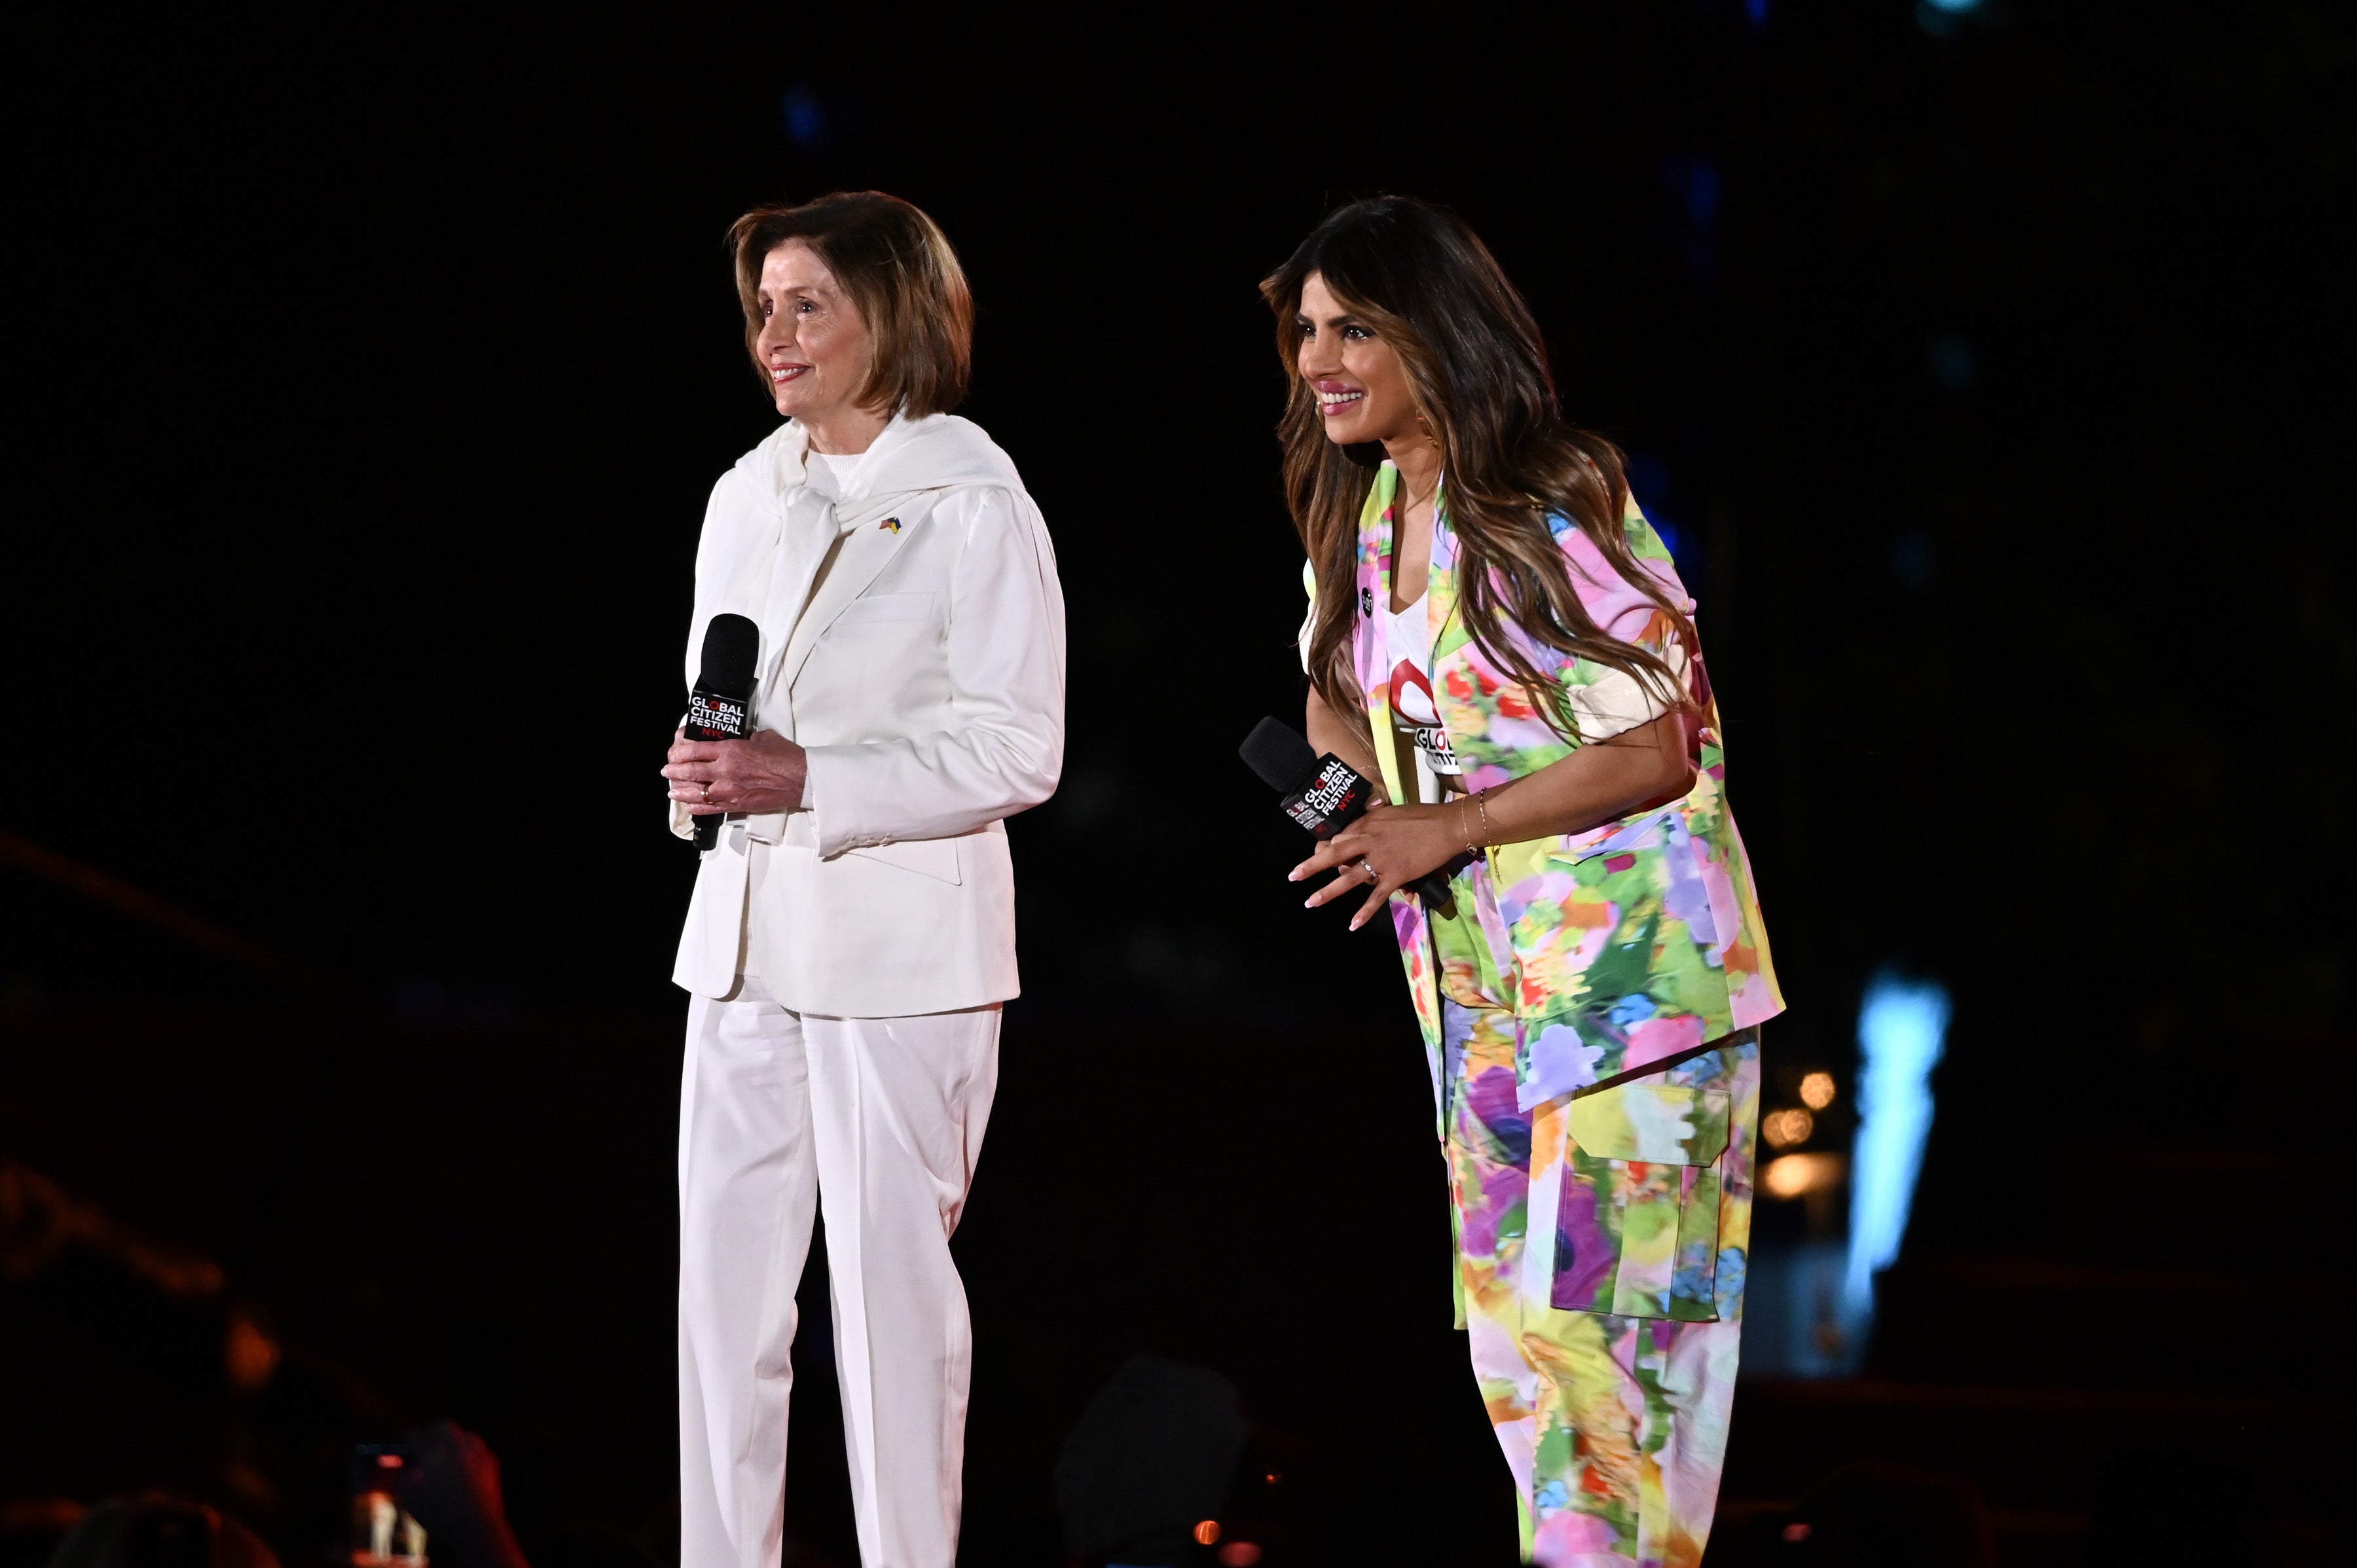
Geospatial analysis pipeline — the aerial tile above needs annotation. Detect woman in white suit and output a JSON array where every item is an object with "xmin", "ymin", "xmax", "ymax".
[{"xmin": 660, "ymin": 191, "xmax": 1065, "ymax": 1568}]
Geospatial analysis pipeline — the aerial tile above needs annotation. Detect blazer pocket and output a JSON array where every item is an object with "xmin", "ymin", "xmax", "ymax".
[
  {"xmin": 1571, "ymin": 1082, "xmax": 1731, "ymax": 1164},
  {"xmin": 833, "ymin": 591, "xmax": 936, "ymax": 626},
  {"xmin": 1562, "ymin": 803, "xmax": 1682, "ymax": 865},
  {"xmin": 1556, "ymin": 1082, "xmax": 1732, "ymax": 1321},
  {"xmin": 843, "ymin": 835, "xmax": 962, "ymax": 886}
]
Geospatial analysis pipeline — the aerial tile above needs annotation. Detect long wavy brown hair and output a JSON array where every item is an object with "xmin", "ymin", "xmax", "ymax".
[{"xmin": 1264, "ymin": 196, "xmax": 1697, "ymax": 740}]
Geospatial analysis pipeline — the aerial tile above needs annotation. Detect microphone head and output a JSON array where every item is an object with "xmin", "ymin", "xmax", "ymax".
[
  {"xmin": 696, "ymin": 613, "xmax": 761, "ymax": 697},
  {"xmin": 1239, "ymin": 716, "xmax": 1320, "ymax": 792}
]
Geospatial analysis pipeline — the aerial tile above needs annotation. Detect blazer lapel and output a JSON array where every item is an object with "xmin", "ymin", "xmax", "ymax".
[
  {"xmin": 768, "ymin": 497, "xmax": 926, "ymax": 703},
  {"xmin": 1359, "ymin": 463, "xmax": 1407, "ymax": 806},
  {"xmin": 752, "ymin": 486, "xmax": 842, "ymax": 721},
  {"xmin": 1423, "ymin": 481, "xmax": 1497, "ymax": 811},
  {"xmin": 1427, "ymin": 473, "xmax": 1466, "ymax": 677}
]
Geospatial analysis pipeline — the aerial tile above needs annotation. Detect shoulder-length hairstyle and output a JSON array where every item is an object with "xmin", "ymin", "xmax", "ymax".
[
  {"xmin": 727, "ymin": 191, "xmax": 973, "ymax": 416},
  {"xmin": 1263, "ymin": 196, "xmax": 1696, "ymax": 740}
]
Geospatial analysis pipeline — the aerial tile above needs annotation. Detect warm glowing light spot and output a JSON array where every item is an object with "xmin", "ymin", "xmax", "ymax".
[
  {"xmin": 1799, "ymin": 1070, "xmax": 1836, "ymax": 1109},
  {"xmin": 225, "ymin": 1307, "xmax": 281, "ymax": 1393},
  {"xmin": 1763, "ymin": 1108, "xmax": 1816, "ymax": 1148},
  {"xmin": 1762, "ymin": 1152, "xmax": 1845, "ymax": 1199},
  {"xmin": 1217, "ymin": 1544, "xmax": 1265, "ymax": 1568},
  {"xmin": 1194, "ymin": 1521, "xmax": 1220, "ymax": 1546},
  {"xmin": 1782, "ymin": 1522, "xmax": 1814, "ymax": 1542}
]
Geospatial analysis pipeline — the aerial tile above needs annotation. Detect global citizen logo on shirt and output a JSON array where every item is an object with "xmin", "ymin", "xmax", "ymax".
[{"xmin": 1389, "ymin": 659, "xmax": 1464, "ymax": 776}]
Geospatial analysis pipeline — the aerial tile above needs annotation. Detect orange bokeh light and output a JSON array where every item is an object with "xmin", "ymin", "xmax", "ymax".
[
  {"xmin": 1762, "ymin": 1152, "xmax": 1845, "ymax": 1199},
  {"xmin": 1763, "ymin": 1107, "xmax": 1815, "ymax": 1148}
]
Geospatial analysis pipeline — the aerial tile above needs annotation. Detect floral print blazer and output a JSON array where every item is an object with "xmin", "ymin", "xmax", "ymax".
[{"xmin": 1317, "ymin": 462, "xmax": 1783, "ymax": 1122}]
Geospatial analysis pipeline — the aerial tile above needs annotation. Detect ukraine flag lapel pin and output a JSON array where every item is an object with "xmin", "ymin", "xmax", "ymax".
[{"xmin": 879, "ymin": 517, "xmax": 901, "ymax": 534}]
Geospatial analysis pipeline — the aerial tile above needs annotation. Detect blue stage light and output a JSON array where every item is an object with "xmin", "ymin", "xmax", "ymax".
[
  {"xmin": 1888, "ymin": 529, "xmax": 1935, "ymax": 589},
  {"xmin": 1844, "ymin": 970, "xmax": 1950, "ymax": 1313},
  {"xmin": 1916, "ymin": 0, "xmax": 1985, "ymax": 35},
  {"xmin": 1927, "ymin": 334, "xmax": 1977, "ymax": 391},
  {"xmin": 1656, "ymin": 158, "xmax": 1721, "ymax": 283},
  {"xmin": 781, "ymin": 85, "xmax": 826, "ymax": 149}
]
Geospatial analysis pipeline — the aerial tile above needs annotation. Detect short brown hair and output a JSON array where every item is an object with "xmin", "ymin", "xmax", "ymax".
[{"xmin": 727, "ymin": 192, "xmax": 972, "ymax": 417}]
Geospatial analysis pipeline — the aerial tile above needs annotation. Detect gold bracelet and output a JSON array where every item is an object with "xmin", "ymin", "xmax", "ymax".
[
  {"xmin": 1460, "ymin": 787, "xmax": 1492, "ymax": 854},
  {"xmin": 1459, "ymin": 795, "xmax": 1477, "ymax": 854}
]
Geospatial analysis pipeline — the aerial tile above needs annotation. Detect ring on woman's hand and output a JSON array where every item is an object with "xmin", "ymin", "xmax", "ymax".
[{"xmin": 1361, "ymin": 858, "xmax": 1380, "ymax": 883}]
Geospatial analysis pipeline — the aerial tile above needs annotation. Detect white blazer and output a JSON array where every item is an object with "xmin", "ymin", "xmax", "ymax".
[{"xmin": 668, "ymin": 412, "xmax": 1066, "ymax": 1015}]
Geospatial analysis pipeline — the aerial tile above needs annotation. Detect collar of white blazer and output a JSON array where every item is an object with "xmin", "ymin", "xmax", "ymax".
[{"xmin": 685, "ymin": 410, "xmax": 1027, "ymax": 735}]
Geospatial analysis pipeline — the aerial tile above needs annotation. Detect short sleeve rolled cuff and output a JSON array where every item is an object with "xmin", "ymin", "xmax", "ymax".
[{"xmin": 1561, "ymin": 638, "xmax": 1689, "ymax": 744}]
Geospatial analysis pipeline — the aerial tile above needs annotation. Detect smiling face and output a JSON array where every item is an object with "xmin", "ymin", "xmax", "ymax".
[
  {"xmin": 754, "ymin": 240, "xmax": 875, "ymax": 437},
  {"xmin": 1294, "ymin": 271, "xmax": 1422, "ymax": 448}
]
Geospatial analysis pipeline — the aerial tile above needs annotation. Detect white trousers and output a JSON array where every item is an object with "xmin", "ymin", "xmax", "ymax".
[{"xmin": 677, "ymin": 974, "xmax": 1000, "ymax": 1568}]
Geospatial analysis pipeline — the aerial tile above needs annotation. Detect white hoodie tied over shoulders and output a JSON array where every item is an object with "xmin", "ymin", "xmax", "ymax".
[{"xmin": 670, "ymin": 410, "xmax": 1066, "ymax": 1015}]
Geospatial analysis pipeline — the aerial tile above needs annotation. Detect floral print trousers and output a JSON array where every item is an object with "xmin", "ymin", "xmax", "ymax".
[{"xmin": 1443, "ymin": 998, "xmax": 1760, "ymax": 1568}]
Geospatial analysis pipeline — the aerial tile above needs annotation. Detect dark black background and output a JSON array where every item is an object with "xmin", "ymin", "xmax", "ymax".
[{"xmin": 5, "ymin": 1, "xmax": 2352, "ymax": 1564}]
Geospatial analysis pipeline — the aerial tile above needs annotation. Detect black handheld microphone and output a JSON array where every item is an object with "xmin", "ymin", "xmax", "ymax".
[
  {"xmin": 1238, "ymin": 717, "xmax": 1457, "ymax": 915},
  {"xmin": 685, "ymin": 613, "xmax": 760, "ymax": 852}
]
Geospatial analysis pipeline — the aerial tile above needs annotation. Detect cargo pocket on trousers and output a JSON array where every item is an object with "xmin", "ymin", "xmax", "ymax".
[{"xmin": 1553, "ymin": 1081, "xmax": 1731, "ymax": 1320}]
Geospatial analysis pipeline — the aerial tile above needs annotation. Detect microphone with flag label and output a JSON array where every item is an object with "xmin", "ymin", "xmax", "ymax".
[
  {"xmin": 684, "ymin": 612, "xmax": 760, "ymax": 853},
  {"xmin": 1238, "ymin": 716, "xmax": 1456, "ymax": 915}
]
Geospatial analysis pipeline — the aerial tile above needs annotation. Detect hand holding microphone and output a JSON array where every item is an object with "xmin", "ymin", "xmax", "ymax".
[
  {"xmin": 1239, "ymin": 718, "xmax": 1465, "ymax": 930},
  {"xmin": 665, "ymin": 613, "xmax": 809, "ymax": 850}
]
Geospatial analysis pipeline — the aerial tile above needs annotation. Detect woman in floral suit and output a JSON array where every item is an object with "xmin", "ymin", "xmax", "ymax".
[{"xmin": 1268, "ymin": 198, "xmax": 1783, "ymax": 1568}]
